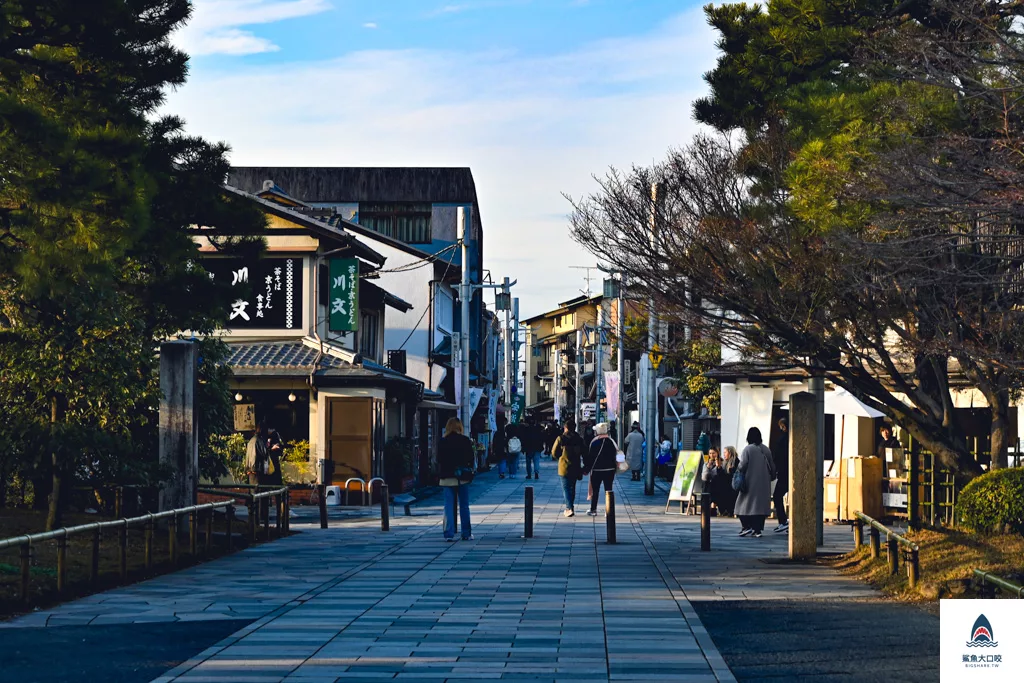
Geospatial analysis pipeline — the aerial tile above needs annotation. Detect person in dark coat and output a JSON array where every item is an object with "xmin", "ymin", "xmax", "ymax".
[
  {"xmin": 551, "ymin": 419, "xmax": 586, "ymax": 517},
  {"xmin": 544, "ymin": 421, "xmax": 560, "ymax": 458},
  {"xmin": 735, "ymin": 427, "xmax": 776, "ymax": 537},
  {"xmin": 701, "ymin": 447, "xmax": 737, "ymax": 516},
  {"xmin": 492, "ymin": 418, "xmax": 509, "ymax": 478},
  {"xmin": 584, "ymin": 422, "xmax": 618, "ymax": 516},
  {"xmin": 768, "ymin": 417, "xmax": 789, "ymax": 533},
  {"xmin": 438, "ymin": 417, "xmax": 475, "ymax": 541},
  {"xmin": 521, "ymin": 417, "xmax": 545, "ymax": 479}
]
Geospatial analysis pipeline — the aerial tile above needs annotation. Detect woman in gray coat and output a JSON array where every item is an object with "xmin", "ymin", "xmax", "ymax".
[
  {"xmin": 623, "ymin": 422, "xmax": 645, "ymax": 481},
  {"xmin": 735, "ymin": 427, "xmax": 776, "ymax": 538}
]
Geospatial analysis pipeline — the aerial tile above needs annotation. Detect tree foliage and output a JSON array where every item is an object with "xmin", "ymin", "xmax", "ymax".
[
  {"xmin": 0, "ymin": 1, "xmax": 265, "ymax": 527},
  {"xmin": 570, "ymin": 0, "xmax": 1024, "ymax": 475}
]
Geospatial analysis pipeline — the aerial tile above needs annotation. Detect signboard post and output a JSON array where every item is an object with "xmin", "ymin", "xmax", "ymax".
[
  {"xmin": 665, "ymin": 450, "xmax": 703, "ymax": 514},
  {"xmin": 233, "ymin": 404, "xmax": 256, "ymax": 432},
  {"xmin": 328, "ymin": 258, "xmax": 359, "ymax": 332}
]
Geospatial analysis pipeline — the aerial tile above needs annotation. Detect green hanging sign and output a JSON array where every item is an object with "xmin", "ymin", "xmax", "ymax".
[{"xmin": 328, "ymin": 258, "xmax": 359, "ymax": 332}]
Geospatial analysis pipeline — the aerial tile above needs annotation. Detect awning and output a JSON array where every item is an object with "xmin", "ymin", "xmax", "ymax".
[
  {"xmin": 780, "ymin": 389, "xmax": 884, "ymax": 418},
  {"xmin": 526, "ymin": 399, "xmax": 554, "ymax": 411},
  {"xmin": 419, "ymin": 399, "xmax": 458, "ymax": 411}
]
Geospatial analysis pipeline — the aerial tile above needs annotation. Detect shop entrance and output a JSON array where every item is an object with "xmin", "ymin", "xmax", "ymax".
[{"xmin": 326, "ymin": 397, "xmax": 385, "ymax": 484}]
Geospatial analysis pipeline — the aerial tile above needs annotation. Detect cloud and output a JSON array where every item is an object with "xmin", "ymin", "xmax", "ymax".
[
  {"xmin": 165, "ymin": 8, "xmax": 717, "ymax": 314},
  {"xmin": 175, "ymin": 0, "xmax": 332, "ymax": 56},
  {"xmin": 363, "ymin": 22, "xmax": 378, "ymax": 29}
]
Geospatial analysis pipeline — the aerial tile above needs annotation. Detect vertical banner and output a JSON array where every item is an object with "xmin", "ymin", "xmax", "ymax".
[
  {"xmin": 488, "ymin": 389, "xmax": 499, "ymax": 432},
  {"xmin": 328, "ymin": 258, "xmax": 359, "ymax": 332},
  {"xmin": 511, "ymin": 395, "xmax": 526, "ymax": 424},
  {"xmin": 605, "ymin": 371, "xmax": 620, "ymax": 416}
]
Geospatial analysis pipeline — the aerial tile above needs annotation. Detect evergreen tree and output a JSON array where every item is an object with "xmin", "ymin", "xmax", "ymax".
[{"xmin": 0, "ymin": 1, "xmax": 265, "ymax": 528}]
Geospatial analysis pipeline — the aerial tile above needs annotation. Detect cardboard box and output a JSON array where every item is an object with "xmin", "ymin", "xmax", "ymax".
[
  {"xmin": 824, "ymin": 477, "xmax": 841, "ymax": 521},
  {"xmin": 838, "ymin": 456, "xmax": 883, "ymax": 521}
]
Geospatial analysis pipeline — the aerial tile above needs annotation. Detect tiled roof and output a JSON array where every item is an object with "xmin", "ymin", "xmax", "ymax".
[{"xmin": 226, "ymin": 342, "xmax": 348, "ymax": 370}]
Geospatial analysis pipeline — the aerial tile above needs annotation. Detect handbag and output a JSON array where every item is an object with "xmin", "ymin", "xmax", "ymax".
[
  {"xmin": 616, "ymin": 451, "xmax": 629, "ymax": 472},
  {"xmin": 731, "ymin": 469, "xmax": 747, "ymax": 493},
  {"xmin": 453, "ymin": 466, "xmax": 474, "ymax": 483}
]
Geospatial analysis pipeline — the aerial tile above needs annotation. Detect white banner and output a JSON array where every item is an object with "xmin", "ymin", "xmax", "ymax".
[
  {"xmin": 487, "ymin": 389, "xmax": 499, "ymax": 432},
  {"xmin": 469, "ymin": 387, "xmax": 484, "ymax": 416},
  {"xmin": 604, "ymin": 371, "xmax": 620, "ymax": 416}
]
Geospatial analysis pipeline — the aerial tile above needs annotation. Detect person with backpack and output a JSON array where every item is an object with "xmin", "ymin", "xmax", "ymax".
[
  {"xmin": 504, "ymin": 422, "xmax": 522, "ymax": 479},
  {"xmin": 551, "ymin": 418, "xmax": 585, "ymax": 517},
  {"xmin": 583, "ymin": 422, "xmax": 618, "ymax": 516},
  {"xmin": 734, "ymin": 427, "xmax": 776, "ymax": 537},
  {"xmin": 438, "ymin": 417, "xmax": 475, "ymax": 541}
]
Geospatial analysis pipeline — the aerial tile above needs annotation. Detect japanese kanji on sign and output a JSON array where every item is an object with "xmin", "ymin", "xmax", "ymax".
[{"xmin": 328, "ymin": 257, "xmax": 359, "ymax": 332}]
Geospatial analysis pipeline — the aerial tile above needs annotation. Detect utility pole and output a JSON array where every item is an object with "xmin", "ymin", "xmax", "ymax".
[
  {"xmin": 575, "ymin": 329, "xmax": 583, "ymax": 424},
  {"xmin": 617, "ymin": 276, "xmax": 626, "ymax": 450},
  {"xmin": 595, "ymin": 304, "xmax": 604, "ymax": 424},
  {"xmin": 644, "ymin": 184, "xmax": 660, "ymax": 496},
  {"xmin": 458, "ymin": 208, "xmax": 472, "ymax": 430},
  {"xmin": 502, "ymin": 277, "xmax": 512, "ymax": 405},
  {"xmin": 513, "ymin": 297, "xmax": 521, "ymax": 414}
]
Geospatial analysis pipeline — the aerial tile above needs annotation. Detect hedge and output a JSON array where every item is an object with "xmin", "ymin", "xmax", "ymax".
[{"xmin": 957, "ymin": 468, "xmax": 1024, "ymax": 534}]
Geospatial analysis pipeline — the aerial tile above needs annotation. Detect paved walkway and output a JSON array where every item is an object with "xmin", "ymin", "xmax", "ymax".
[{"xmin": 0, "ymin": 467, "xmax": 938, "ymax": 682}]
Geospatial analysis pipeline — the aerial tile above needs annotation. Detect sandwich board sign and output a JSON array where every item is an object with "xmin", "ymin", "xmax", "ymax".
[{"xmin": 665, "ymin": 450, "xmax": 703, "ymax": 513}]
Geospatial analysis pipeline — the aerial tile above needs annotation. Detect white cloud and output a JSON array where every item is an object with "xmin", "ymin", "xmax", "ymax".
[
  {"xmin": 175, "ymin": 0, "xmax": 332, "ymax": 56},
  {"xmin": 363, "ymin": 22, "xmax": 378, "ymax": 29},
  {"xmin": 165, "ymin": 8, "xmax": 717, "ymax": 314}
]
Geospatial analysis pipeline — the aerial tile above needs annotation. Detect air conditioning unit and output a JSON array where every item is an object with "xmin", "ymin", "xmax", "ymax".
[{"xmin": 387, "ymin": 350, "xmax": 407, "ymax": 374}]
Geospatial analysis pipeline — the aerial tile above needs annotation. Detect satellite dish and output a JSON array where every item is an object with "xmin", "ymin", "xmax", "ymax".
[{"xmin": 658, "ymin": 377, "xmax": 681, "ymax": 398}]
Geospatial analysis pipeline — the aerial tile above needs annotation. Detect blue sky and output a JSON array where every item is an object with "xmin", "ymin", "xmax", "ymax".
[{"xmin": 169, "ymin": 0, "xmax": 718, "ymax": 316}]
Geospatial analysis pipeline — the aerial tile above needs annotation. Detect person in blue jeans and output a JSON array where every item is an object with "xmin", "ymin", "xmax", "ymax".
[
  {"xmin": 551, "ymin": 419, "xmax": 585, "ymax": 517},
  {"xmin": 438, "ymin": 417, "xmax": 474, "ymax": 541},
  {"xmin": 505, "ymin": 422, "xmax": 522, "ymax": 479},
  {"xmin": 522, "ymin": 417, "xmax": 545, "ymax": 479}
]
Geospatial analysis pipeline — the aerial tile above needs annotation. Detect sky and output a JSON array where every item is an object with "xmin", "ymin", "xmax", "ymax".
[{"xmin": 166, "ymin": 0, "xmax": 719, "ymax": 318}]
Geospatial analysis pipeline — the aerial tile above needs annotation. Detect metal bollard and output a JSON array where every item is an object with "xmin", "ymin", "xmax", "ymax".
[
  {"xmin": 887, "ymin": 535, "xmax": 899, "ymax": 575},
  {"xmin": 853, "ymin": 520, "xmax": 863, "ymax": 548},
  {"xmin": 225, "ymin": 504, "xmax": 234, "ymax": 551},
  {"xmin": 119, "ymin": 522, "xmax": 128, "ymax": 581},
  {"xmin": 380, "ymin": 484, "xmax": 390, "ymax": 532},
  {"xmin": 524, "ymin": 486, "xmax": 534, "ymax": 539},
  {"xmin": 908, "ymin": 548, "xmax": 920, "ymax": 589},
  {"xmin": 318, "ymin": 484, "xmax": 328, "ymax": 529},
  {"xmin": 606, "ymin": 491, "xmax": 616, "ymax": 544},
  {"xmin": 144, "ymin": 517, "xmax": 154, "ymax": 570},
  {"xmin": 700, "ymin": 493, "xmax": 711, "ymax": 551},
  {"xmin": 20, "ymin": 544, "xmax": 31, "ymax": 603},
  {"xmin": 56, "ymin": 535, "xmax": 68, "ymax": 595},
  {"xmin": 869, "ymin": 526, "xmax": 880, "ymax": 559},
  {"xmin": 169, "ymin": 513, "xmax": 178, "ymax": 566},
  {"xmin": 90, "ymin": 527, "xmax": 101, "ymax": 584}
]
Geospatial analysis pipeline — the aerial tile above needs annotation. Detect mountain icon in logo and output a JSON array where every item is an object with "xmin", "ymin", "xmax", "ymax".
[{"xmin": 967, "ymin": 614, "xmax": 998, "ymax": 648}]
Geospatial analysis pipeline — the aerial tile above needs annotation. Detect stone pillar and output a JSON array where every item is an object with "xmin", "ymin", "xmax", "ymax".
[
  {"xmin": 159, "ymin": 341, "xmax": 199, "ymax": 512},
  {"xmin": 789, "ymin": 392, "xmax": 817, "ymax": 560}
]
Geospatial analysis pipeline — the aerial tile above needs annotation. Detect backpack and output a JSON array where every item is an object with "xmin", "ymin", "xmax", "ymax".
[{"xmin": 508, "ymin": 436, "xmax": 522, "ymax": 454}]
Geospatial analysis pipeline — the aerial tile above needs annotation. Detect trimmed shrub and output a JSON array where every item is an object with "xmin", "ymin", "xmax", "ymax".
[{"xmin": 957, "ymin": 468, "xmax": 1024, "ymax": 534}]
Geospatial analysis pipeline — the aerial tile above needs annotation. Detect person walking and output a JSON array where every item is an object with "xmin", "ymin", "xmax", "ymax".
[
  {"xmin": 505, "ymin": 422, "xmax": 522, "ymax": 479},
  {"xmin": 735, "ymin": 427, "xmax": 776, "ymax": 538},
  {"xmin": 544, "ymin": 420, "xmax": 560, "ymax": 459},
  {"xmin": 492, "ymin": 419, "xmax": 509, "ymax": 479},
  {"xmin": 584, "ymin": 422, "xmax": 618, "ymax": 516},
  {"xmin": 438, "ymin": 417, "xmax": 474, "ymax": 542},
  {"xmin": 245, "ymin": 422, "xmax": 270, "ymax": 487},
  {"xmin": 522, "ymin": 417, "xmax": 544, "ymax": 480},
  {"xmin": 769, "ymin": 417, "xmax": 790, "ymax": 533},
  {"xmin": 551, "ymin": 418, "xmax": 585, "ymax": 517},
  {"xmin": 623, "ymin": 421, "xmax": 645, "ymax": 481}
]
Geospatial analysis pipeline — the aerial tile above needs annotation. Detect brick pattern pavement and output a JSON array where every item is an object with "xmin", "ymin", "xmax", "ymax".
[{"xmin": 3, "ymin": 465, "xmax": 897, "ymax": 683}]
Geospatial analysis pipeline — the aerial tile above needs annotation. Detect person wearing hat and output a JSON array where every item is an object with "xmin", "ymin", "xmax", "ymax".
[
  {"xmin": 584, "ymin": 422, "xmax": 618, "ymax": 516},
  {"xmin": 623, "ymin": 421, "xmax": 645, "ymax": 481}
]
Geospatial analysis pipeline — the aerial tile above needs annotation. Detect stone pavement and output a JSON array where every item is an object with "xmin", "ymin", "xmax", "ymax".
[{"xmin": 0, "ymin": 465, "xmax": 938, "ymax": 682}]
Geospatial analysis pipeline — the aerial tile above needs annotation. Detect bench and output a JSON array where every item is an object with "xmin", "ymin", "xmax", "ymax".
[{"xmin": 393, "ymin": 493, "xmax": 416, "ymax": 516}]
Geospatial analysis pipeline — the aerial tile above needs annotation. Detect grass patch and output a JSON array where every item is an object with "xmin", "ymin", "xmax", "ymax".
[{"xmin": 828, "ymin": 526, "xmax": 1024, "ymax": 602}]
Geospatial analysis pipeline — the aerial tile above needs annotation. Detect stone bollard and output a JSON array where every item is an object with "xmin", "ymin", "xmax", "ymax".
[
  {"xmin": 606, "ymin": 491, "xmax": 616, "ymax": 544},
  {"xmin": 700, "ymin": 493, "xmax": 711, "ymax": 551},
  {"xmin": 524, "ymin": 486, "xmax": 534, "ymax": 539},
  {"xmin": 788, "ymin": 392, "xmax": 817, "ymax": 560},
  {"xmin": 381, "ymin": 484, "xmax": 390, "ymax": 532}
]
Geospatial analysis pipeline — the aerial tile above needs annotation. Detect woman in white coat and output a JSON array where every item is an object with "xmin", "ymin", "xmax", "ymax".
[{"xmin": 734, "ymin": 427, "xmax": 776, "ymax": 538}]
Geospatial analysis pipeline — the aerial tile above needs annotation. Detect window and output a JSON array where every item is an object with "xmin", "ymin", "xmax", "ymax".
[
  {"xmin": 358, "ymin": 203, "xmax": 432, "ymax": 243},
  {"xmin": 360, "ymin": 311, "xmax": 380, "ymax": 362},
  {"xmin": 435, "ymin": 285, "xmax": 454, "ymax": 333}
]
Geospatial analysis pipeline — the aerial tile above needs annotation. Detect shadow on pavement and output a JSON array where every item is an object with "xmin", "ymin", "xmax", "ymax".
[
  {"xmin": 691, "ymin": 599, "xmax": 938, "ymax": 682},
  {"xmin": 0, "ymin": 619, "xmax": 251, "ymax": 683}
]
